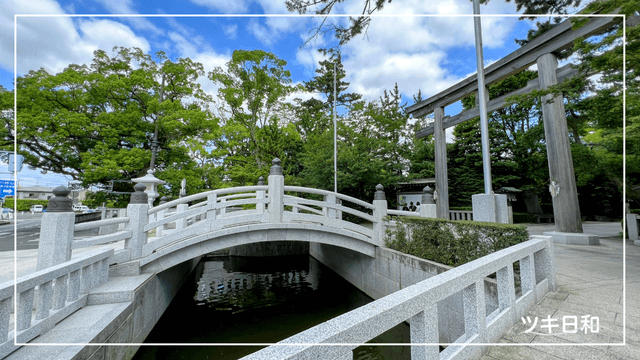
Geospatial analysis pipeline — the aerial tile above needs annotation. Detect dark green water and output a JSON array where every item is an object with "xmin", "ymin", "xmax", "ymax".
[{"xmin": 132, "ymin": 254, "xmax": 411, "ymax": 360}]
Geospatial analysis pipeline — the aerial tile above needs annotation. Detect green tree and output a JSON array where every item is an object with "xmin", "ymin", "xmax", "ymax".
[
  {"xmin": 7, "ymin": 47, "xmax": 218, "ymax": 193},
  {"xmin": 304, "ymin": 50, "xmax": 362, "ymax": 109},
  {"xmin": 208, "ymin": 50, "xmax": 302, "ymax": 185}
]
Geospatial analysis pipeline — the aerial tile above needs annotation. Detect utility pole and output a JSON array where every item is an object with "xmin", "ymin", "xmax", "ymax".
[
  {"xmin": 473, "ymin": 0, "xmax": 492, "ymax": 195},
  {"xmin": 333, "ymin": 61, "xmax": 338, "ymax": 193},
  {"xmin": 149, "ymin": 73, "xmax": 165, "ymax": 172}
]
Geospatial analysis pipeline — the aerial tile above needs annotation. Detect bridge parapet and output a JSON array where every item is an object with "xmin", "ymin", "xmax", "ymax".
[
  {"xmin": 241, "ymin": 235, "xmax": 555, "ymax": 360},
  {"xmin": 0, "ymin": 248, "xmax": 113, "ymax": 359},
  {"xmin": 33, "ymin": 160, "xmax": 440, "ymax": 276}
]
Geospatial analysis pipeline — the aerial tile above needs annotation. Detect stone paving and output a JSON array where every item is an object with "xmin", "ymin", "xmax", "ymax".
[{"xmin": 483, "ymin": 222, "xmax": 640, "ymax": 360}]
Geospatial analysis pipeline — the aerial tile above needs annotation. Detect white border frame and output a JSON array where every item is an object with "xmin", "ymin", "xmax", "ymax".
[{"xmin": 12, "ymin": 12, "xmax": 626, "ymax": 350}]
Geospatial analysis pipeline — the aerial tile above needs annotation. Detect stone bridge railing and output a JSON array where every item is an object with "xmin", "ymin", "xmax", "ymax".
[
  {"xmin": 0, "ymin": 248, "xmax": 113, "ymax": 359},
  {"xmin": 241, "ymin": 235, "xmax": 555, "ymax": 360},
  {"xmin": 32, "ymin": 158, "xmax": 440, "ymax": 276}
]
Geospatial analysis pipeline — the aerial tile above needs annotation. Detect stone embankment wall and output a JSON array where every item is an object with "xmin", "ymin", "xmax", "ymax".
[
  {"xmin": 309, "ymin": 243, "xmax": 498, "ymax": 343},
  {"xmin": 79, "ymin": 257, "xmax": 200, "ymax": 360}
]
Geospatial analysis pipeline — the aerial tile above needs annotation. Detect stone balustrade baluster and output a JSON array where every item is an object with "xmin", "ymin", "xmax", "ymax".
[
  {"xmin": 463, "ymin": 280, "xmax": 487, "ymax": 340},
  {"xmin": 91, "ymin": 262, "xmax": 101, "ymax": 289},
  {"xmin": 0, "ymin": 296, "xmax": 9, "ymax": 341},
  {"xmin": 17, "ymin": 288, "xmax": 34, "ymax": 331},
  {"xmin": 35, "ymin": 280, "xmax": 53, "ymax": 320},
  {"xmin": 519, "ymin": 254, "xmax": 535, "ymax": 294},
  {"xmin": 220, "ymin": 198, "xmax": 227, "ymax": 217},
  {"xmin": 52, "ymin": 274, "xmax": 68, "ymax": 310},
  {"xmin": 67, "ymin": 270, "xmax": 80, "ymax": 301},
  {"xmin": 155, "ymin": 196, "xmax": 167, "ymax": 237},
  {"xmin": 497, "ymin": 263, "xmax": 516, "ymax": 323},
  {"xmin": 79, "ymin": 265, "xmax": 92, "ymax": 294},
  {"xmin": 256, "ymin": 177, "xmax": 265, "ymax": 214},
  {"xmin": 176, "ymin": 203, "xmax": 188, "ymax": 230},
  {"xmin": 100, "ymin": 258, "xmax": 109, "ymax": 284},
  {"xmin": 410, "ymin": 303, "xmax": 439, "ymax": 359}
]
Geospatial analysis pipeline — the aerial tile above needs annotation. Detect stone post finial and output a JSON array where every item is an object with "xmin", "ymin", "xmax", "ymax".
[
  {"xmin": 422, "ymin": 186, "xmax": 435, "ymax": 205},
  {"xmin": 257, "ymin": 176, "xmax": 265, "ymax": 185},
  {"xmin": 130, "ymin": 183, "xmax": 148, "ymax": 204},
  {"xmin": 270, "ymin": 158, "xmax": 283, "ymax": 176},
  {"xmin": 374, "ymin": 184, "xmax": 386, "ymax": 201},
  {"xmin": 47, "ymin": 186, "xmax": 73, "ymax": 212},
  {"xmin": 159, "ymin": 196, "xmax": 167, "ymax": 205}
]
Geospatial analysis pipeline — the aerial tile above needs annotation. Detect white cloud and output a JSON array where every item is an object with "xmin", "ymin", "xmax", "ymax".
[
  {"xmin": 2, "ymin": 0, "xmax": 151, "ymax": 76},
  {"xmin": 300, "ymin": 0, "xmax": 521, "ymax": 104},
  {"xmin": 225, "ymin": 24, "xmax": 238, "ymax": 39},
  {"xmin": 189, "ymin": 0, "xmax": 248, "ymax": 13},
  {"xmin": 248, "ymin": 20, "xmax": 276, "ymax": 46},
  {"xmin": 285, "ymin": 82, "xmax": 320, "ymax": 104},
  {"xmin": 94, "ymin": 0, "xmax": 164, "ymax": 35}
]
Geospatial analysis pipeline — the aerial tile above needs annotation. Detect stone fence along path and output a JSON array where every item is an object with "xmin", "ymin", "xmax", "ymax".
[{"xmin": 0, "ymin": 158, "xmax": 559, "ymax": 360}]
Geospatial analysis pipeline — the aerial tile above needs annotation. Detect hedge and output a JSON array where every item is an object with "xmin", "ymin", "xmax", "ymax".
[
  {"xmin": 449, "ymin": 206, "xmax": 472, "ymax": 211},
  {"xmin": 3, "ymin": 198, "xmax": 49, "ymax": 211},
  {"xmin": 513, "ymin": 213, "xmax": 538, "ymax": 223},
  {"xmin": 385, "ymin": 216, "xmax": 529, "ymax": 267}
]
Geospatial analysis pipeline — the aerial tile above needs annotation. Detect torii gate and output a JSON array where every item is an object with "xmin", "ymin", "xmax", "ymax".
[{"xmin": 406, "ymin": 14, "xmax": 619, "ymax": 245}]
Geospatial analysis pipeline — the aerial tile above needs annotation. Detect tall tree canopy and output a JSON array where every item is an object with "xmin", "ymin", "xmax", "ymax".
[
  {"xmin": 208, "ymin": 50, "xmax": 301, "ymax": 185},
  {"xmin": 5, "ymin": 47, "xmax": 218, "ymax": 193}
]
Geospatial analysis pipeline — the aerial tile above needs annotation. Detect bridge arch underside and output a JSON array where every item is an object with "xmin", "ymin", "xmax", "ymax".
[{"xmin": 139, "ymin": 223, "xmax": 377, "ymax": 274}]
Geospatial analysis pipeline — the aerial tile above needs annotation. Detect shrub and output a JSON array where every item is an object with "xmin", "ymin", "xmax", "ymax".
[
  {"xmin": 513, "ymin": 213, "xmax": 537, "ymax": 223},
  {"xmin": 3, "ymin": 198, "xmax": 49, "ymax": 211},
  {"xmin": 385, "ymin": 217, "xmax": 529, "ymax": 267}
]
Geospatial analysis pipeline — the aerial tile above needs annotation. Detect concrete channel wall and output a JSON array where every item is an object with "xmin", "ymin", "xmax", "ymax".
[
  {"xmin": 90, "ymin": 257, "xmax": 200, "ymax": 360},
  {"xmin": 5, "ymin": 257, "xmax": 201, "ymax": 360},
  {"xmin": 309, "ymin": 243, "xmax": 499, "ymax": 343}
]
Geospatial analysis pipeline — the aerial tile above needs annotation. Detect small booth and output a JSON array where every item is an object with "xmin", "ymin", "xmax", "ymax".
[
  {"xmin": 396, "ymin": 178, "xmax": 435, "ymax": 211},
  {"xmin": 496, "ymin": 187, "xmax": 522, "ymax": 224}
]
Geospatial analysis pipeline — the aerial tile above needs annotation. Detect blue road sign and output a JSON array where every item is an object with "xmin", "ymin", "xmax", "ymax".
[{"xmin": 0, "ymin": 180, "xmax": 15, "ymax": 197}]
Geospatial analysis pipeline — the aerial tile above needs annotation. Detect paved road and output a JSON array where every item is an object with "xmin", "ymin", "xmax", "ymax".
[
  {"xmin": 0, "ymin": 212, "xmax": 44, "ymax": 252},
  {"xmin": 0, "ymin": 212, "xmax": 100, "ymax": 252}
]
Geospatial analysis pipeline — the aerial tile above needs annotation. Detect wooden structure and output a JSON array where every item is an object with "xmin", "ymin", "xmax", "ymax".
[{"xmin": 407, "ymin": 15, "xmax": 618, "ymax": 233}]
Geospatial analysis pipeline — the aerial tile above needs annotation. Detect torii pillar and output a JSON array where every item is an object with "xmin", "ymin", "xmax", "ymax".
[
  {"xmin": 434, "ymin": 106, "xmax": 450, "ymax": 219},
  {"xmin": 537, "ymin": 53, "xmax": 599, "ymax": 245}
]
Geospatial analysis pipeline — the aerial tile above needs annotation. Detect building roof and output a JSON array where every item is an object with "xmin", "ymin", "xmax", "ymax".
[
  {"xmin": 18, "ymin": 185, "xmax": 54, "ymax": 192},
  {"xmin": 396, "ymin": 178, "xmax": 435, "ymax": 185}
]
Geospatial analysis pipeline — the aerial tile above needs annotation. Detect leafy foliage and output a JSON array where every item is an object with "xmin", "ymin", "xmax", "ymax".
[
  {"xmin": 385, "ymin": 216, "xmax": 529, "ymax": 267},
  {"xmin": 6, "ymin": 47, "xmax": 218, "ymax": 198}
]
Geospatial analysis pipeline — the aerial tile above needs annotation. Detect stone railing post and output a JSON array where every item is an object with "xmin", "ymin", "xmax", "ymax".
[
  {"xmin": 372, "ymin": 184, "xmax": 387, "ymax": 246},
  {"xmin": 155, "ymin": 196, "xmax": 167, "ymax": 237},
  {"xmin": 420, "ymin": 186, "xmax": 437, "ymax": 218},
  {"xmin": 268, "ymin": 158, "xmax": 284, "ymax": 223},
  {"xmin": 324, "ymin": 194, "xmax": 337, "ymax": 219},
  {"xmin": 176, "ymin": 203, "xmax": 188, "ymax": 230},
  {"xmin": 36, "ymin": 186, "xmax": 75, "ymax": 271},
  {"xmin": 126, "ymin": 183, "xmax": 149, "ymax": 260},
  {"xmin": 533, "ymin": 235, "xmax": 556, "ymax": 292},
  {"xmin": 256, "ymin": 176, "xmax": 265, "ymax": 214}
]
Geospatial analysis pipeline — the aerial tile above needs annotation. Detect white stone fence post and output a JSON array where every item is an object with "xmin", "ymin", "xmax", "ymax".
[
  {"xmin": 36, "ymin": 187, "xmax": 75, "ymax": 271},
  {"xmin": 372, "ymin": 184, "xmax": 387, "ymax": 246},
  {"xmin": 126, "ymin": 183, "xmax": 149, "ymax": 260},
  {"xmin": 268, "ymin": 158, "xmax": 284, "ymax": 223}
]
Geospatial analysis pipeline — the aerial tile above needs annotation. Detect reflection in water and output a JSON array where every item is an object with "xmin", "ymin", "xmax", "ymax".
[{"xmin": 132, "ymin": 255, "xmax": 410, "ymax": 360}]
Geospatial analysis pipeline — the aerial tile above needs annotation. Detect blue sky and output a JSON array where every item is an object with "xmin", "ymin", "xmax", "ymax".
[{"xmin": 0, "ymin": 0, "xmax": 553, "ymax": 188}]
